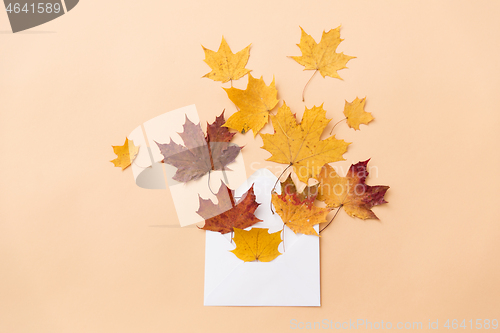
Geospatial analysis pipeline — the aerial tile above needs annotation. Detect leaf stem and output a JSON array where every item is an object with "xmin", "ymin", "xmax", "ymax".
[
  {"xmin": 281, "ymin": 224, "xmax": 286, "ymax": 252},
  {"xmin": 270, "ymin": 163, "xmax": 293, "ymax": 214},
  {"xmin": 302, "ymin": 70, "xmax": 318, "ymax": 102},
  {"xmin": 207, "ymin": 170, "xmax": 216, "ymax": 195},
  {"xmin": 226, "ymin": 183, "xmax": 235, "ymax": 208},
  {"xmin": 329, "ymin": 118, "xmax": 347, "ymax": 135},
  {"xmin": 319, "ymin": 204, "xmax": 343, "ymax": 233},
  {"xmin": 131, "ymin": 160, "xmax": 153, "ymax": 169},
  {"xmin": 207, "ymin": 142, "xmax": 215, "ymax": 171}
]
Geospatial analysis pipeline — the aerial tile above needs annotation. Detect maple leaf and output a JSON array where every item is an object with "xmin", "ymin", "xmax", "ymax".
[
  {"xmin": 230, "ymin": 228, "xmax": 282, "ymax": 262},
  {"xmin": 291, "ymin": 26, "xmax": 355, "ymax": 80},
  {"xmin": 223, "ymin": 74, "xmax": 279, "ymax": 137},
  {"xmin": 272, "ymin": 175, "xmax": 330, "ymax": 236},
  {"xmin": 198, "ymin": 183, "xmax": 262, "ymax": 234},
  {"xmin": 317, "ymin": 160, "xmax": 389, "ymax": 220},
  {"xmin": 202, "ymin": 36, "xmax": 251, "ymax": 83},
  {"xmin": 111, "ymin": 138, "xmax": 139, "ymax": 170},
  {"xmin": 343, "ymin": 97, "xmax": 373, "ymax": 130},
  {"xmin": 260, "ymin": 102, "xmax": 350, "ymax": 183},
  {"xmin": 156, "ymin": 111, "xmax": 241, "ymax": 183}
]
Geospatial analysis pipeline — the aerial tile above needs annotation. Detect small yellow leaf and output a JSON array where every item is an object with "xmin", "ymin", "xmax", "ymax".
[
  {"xmin": 111, "ymin": 138, "xmax": 139, "ymax": 170},
  {"xmin": 202, "ymin": 36, "xmax": 251, "ymax": 83},
  {"xmin": 230, "ymin": 228, "xmax": 282, "ymax": 262},
  {"xmin": 223, "ymin": 74, "xmax": 279, "ymax": 136},
  {"xmin": 291, "ymin": 26, "xmax": 355, "ymax": 79},
  {"xmin": 343, "ymin": 97, "xmax": 373, "ymax": 130},
  {"xmin": 260, "ymin": 102, "xmax": 350, "ymax": 183}
]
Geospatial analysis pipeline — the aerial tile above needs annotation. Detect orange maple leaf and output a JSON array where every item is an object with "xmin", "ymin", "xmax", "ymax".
[
  {"xmin": 317, "ymin": 160, "xmax": 389, "ymax": 220},
  {"xmin": 272, "ymin": 175, "xmax": 330, "ymax": 236}
]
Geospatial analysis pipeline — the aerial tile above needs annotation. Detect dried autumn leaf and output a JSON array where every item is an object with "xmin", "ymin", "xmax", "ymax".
[
  {"xmin": 291, "ymin": 26, "xmax": 355, "ymax": 80},
  {"xmin": 260, "ymin": 102, "xmax": 350, "ymax": 183},
  {"xmin": 223, "ymin": 74, "xmax": 279, "ymax": 137},
  {"xmin": 317, "ymin": 160, "xmax": 389, "ymax": 220},
  {"xmin": 156, "ymin": 111, "xmax": 241, "ymax": 183},
  {"xmin": 202, "ymin": 36, "xmax": 251, "ymax": 83},
  {"xmin": 231, "ymin": 228, "xmax": 282, "ymax": 262},
  {"xmin": 272, "ymin": 175, "xmax": 330, "ymax": 236},
  {"xmin": 111, "ymin": 138, "xmax": 139, "ymax": 170},
  {"xmin": 198, "ymin": 183, "xmax": 262, "ymax": 234},
  {"xmin": 343, "ymin": 97, "xmax": 373, "ymax": 130}
]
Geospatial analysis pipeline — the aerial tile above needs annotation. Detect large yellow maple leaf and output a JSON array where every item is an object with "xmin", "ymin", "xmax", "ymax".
[
  {"xmin": 291, "ymin": 26, "xmax": 355, "ymax": 80},
  {"xmin": 272, "ymin": 175, "xmax": 330, "ymax": 236},
  {"xmin": 111, "ymin": 138, "xmax": 139, "ymax": 170},
  {"xmin": 230, "ymin": 228, "xmax": 282, "ymax": 262},
  {"xmin": 343, "ymin": 97, "xmax": 374, "ymax": 130},
  {"xmin": 202, "ymin": 36, "xmax": 251, "ymax": 83},
  {"xmin": 223, "ymin": 74, "xmax": 279, "ymax": 136},
  {"xmin": 260, "ymin": 102, "xmax": 350, "ymax": 183}
]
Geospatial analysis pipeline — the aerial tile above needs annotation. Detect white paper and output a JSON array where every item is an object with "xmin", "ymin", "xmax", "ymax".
[
  {"xmin": 204, "ymin": 168, "xmax": 321, "ymax": 306},
  {"xmin": 128, "ymin": 105, "xmax": 247, "ymax": 226}
]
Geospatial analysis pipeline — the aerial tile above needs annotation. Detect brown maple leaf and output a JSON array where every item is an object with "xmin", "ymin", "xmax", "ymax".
[
  {"xmin": 317, "ymin": 159, "xmax": 389, "ymax": 220},
  {"xmin": 272, "ymin": 175, "xmax": 330, "ymax": 236},
  {"xmin": 156, "ymin": 111, "xmax": 241, "ymax": 183},
  {"xmin": 197, "ymin": 182, "xmax": 262, "ymax": 234}
]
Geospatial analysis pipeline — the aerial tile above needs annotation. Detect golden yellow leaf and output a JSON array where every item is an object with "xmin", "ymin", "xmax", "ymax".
[
  {"xmin": 343, "ymin": 97, "xmax": 373, "ymax": 130},
  {"xmin": 202, "ymin": 36, "xmax": 251, "ymax": 83},
  {"xmin": 317, "ymin": 160, "xmax": 389, "ymax": 220},
  {"xmin": 260, "ymin": 102, "xmax": 350, "ymax": 183},
  {"xmin": 272, "ymin": 175, "xmax": 330, "ymax": 236},
  {"xmin": 223, "ymin": 74, "xmax": 279, "ymax": 136},
  {"xmin": 111, "ymin": 138, "xmax": 139, "ymax": 170},
  {"xmin": 291, "ymin": 26, "xmax": 355, "ymax": 79},
  {"xmin": 230, "ymin": 228, "xmax": 282, "ymax": 262}
]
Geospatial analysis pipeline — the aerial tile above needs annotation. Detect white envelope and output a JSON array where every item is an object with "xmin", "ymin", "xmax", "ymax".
[
  {"xmin": 204, "ymin": 168, "xmax": 321, "ymax": 306},
  {"xmin": 127, "ymin": 105, "xmax": 247, "ymax": 226}
]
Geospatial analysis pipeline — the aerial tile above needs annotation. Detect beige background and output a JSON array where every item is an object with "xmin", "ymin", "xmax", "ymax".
[{"xmin": 1, "ymin": 1, "xmax": 499, "ymax": 332}]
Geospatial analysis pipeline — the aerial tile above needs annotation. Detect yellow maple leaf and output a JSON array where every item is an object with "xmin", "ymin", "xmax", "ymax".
[
  {"xmin": 111, "ymin": 138, "xmax": 139, "ymax": 170},
  {"xmin": 260, "ymin": 102, "xmax": 350, "ymax": 183},
  {"xmin": 223, "ymin": 74, "xmax": 279, "ymax": 136},
  {"xmin": 230, "ymin": 228, "xmax": 282, "ymax": 262},
  {"xmin": 272, "ymin": 175, "xmax": 330, "ymax": 236},
  {"xmin": 291, "ymin": 26, "xmax": 355, "ymax": 79},
  {"xmin": 202, "ymin": 36, "xmax": 251, "ymax": 83},
  {"xmin": 343, "ymin": 97, "xmax": 373, "ymax": 130}
]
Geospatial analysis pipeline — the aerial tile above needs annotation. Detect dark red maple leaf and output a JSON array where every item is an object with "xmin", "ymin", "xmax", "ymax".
[
  {"xmin": 197, "ymin": 182, "xmax": 262, "ymax": 234},
  {"xmin": 156, "ymin": 111, "xmax": 241, "ymax": 182}
]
